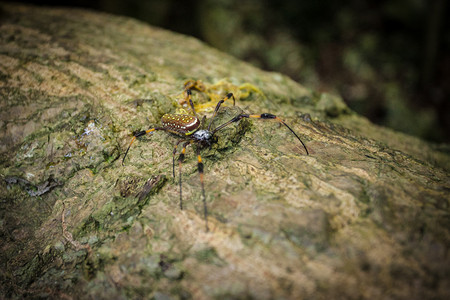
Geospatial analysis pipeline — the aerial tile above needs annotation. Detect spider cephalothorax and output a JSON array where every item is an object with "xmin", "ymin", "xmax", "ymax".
[{"xmin": 192, "ymin": 129, "xmax": 213, "ymax": 146}]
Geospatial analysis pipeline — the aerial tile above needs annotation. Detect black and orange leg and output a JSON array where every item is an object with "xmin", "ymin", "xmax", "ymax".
[
  {"xmin": 207, "ymin": 93, "xmax": 235, "ymax": 131},
  {"xmin": 177, "ymin": 141, "xmax": 192, "ymax": 210},
  {"xmin": 184, "ymin": 79, "xmax": 206, "ymax": 93},
  {"xmin": 212, "ymin": 113, "xmax": 309, "ymax": 155},
  {"xmin": 196, "ymin": 147, "xmax": 209, "ymax": 232},
  {"xmin": 184, "ymin": 89, "xmax": 199, "ymax": 119},
  {"xmin": 122, "ymin": 127, "xmax": 166, "ymax": 165},
  {"xmin": 172, "ymin": 139, "xmax": 186, "ymax": 178}
]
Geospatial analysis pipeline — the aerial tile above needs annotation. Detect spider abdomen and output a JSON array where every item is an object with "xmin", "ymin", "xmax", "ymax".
[{"xmin": 161, "ymin": 114, "xmax": 200, "ymax": 135}]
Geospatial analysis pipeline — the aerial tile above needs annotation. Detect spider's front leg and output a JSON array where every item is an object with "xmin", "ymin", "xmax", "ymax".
[
  {"xmin": 207, "ymin": 93, "xmax": 235, "ymax": 130},
  {"xmin": 213, "ymin": 113, "xmax": 309, "ymax": 155}
]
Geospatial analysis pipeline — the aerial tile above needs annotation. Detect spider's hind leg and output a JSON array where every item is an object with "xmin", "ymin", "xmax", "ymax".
[
  {"xmin": 177, "ymin": 141, "xmax": 192, "ymax": 210},
  {"xmin": 172, "ymin": 139, "xmax": 186, "ymax": 178},
  {"xmin": 122, "ymin": 127, "xmax": 162, "ymax": 165},
  {"xmin": 184, "ymin": 89, "xmax": 199, "ymax": 119}
]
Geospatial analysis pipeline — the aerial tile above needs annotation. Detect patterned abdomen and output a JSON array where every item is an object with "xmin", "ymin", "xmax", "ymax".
[{"xmin": 161, "ymin": 114, "xmax": 200, "ymax": 135}]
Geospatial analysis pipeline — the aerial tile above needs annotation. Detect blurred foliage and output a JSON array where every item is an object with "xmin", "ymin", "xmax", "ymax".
[{"xmin": 21, "ymin": 0, "xmax": 449, "ymax": 143}]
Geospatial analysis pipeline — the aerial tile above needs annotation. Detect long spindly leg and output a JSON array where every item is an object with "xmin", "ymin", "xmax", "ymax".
[
  {"xmin": 177, "ymin": 141, "xmax": 192, "ymax": 210},
  {"xmin": 212, "ymin": 113, "xmax": 309, "ymax": 155},
  {"xmin": 172, "ymin": 139, "xmax": 186, "ymax": 178},
  {"xmin": 122, "ymin": 127, "xmax": 166, "ymax": 165},
  {"xmin": 196, "ymin": 147, "xmax": 209, "ymax": 232},
  {"xmin": 184, "ymin": 89, "xmax": 199, "ymax": 119},
  {"xmin": 207, "ymin": 93, "xmax": 235, "ymax": 131}
]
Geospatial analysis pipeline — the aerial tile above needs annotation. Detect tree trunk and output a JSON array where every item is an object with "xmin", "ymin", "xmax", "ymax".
[{"xmin": 0, "ymin": 3, "xmax": 449, "ymax": 299}]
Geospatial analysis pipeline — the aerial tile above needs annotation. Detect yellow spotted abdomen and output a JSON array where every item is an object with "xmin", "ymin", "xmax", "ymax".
[{"xmin": 161, "ymin": 114, "xmax": 200, "ymax": 135}]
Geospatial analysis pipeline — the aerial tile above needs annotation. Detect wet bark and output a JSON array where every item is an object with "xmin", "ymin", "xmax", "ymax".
[{"xmin": 0, "ymin": 3, "xmax": 449, "ymax": 299}]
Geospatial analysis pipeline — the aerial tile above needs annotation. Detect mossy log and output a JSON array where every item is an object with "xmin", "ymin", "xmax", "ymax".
[{"xmin": 0, "ymin": 3, "xmax": 449, "ymax": 299}]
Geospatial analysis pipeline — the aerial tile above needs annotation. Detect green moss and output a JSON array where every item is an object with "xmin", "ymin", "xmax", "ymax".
[
  {"xmin": 194, "ymin": 247, "xmax": 226, "ymax": 266},
  {"xmin": 1, "ymin": 3, "xmax": 449, "ymax": 300}
]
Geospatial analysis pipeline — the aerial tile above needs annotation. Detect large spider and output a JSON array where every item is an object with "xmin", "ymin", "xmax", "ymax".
[{"xmin": 122, "ymin": 89, "xmax": 309, "ymax": 231}]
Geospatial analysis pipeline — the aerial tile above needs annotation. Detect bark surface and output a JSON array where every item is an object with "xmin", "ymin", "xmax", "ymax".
[{"xmin": 0, "ymin": 3, "xmax": 449, "ymax": 299}]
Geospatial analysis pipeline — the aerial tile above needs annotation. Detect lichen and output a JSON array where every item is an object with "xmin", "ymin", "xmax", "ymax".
[{"xmin": 0, "ymin": 3, "xmax": 449, "ymax": 300}]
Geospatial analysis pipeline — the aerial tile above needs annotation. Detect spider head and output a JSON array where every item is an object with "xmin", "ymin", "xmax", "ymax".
[{"xmin": 192, "ymin": 129, "xmax": 215, "ymax": 147}]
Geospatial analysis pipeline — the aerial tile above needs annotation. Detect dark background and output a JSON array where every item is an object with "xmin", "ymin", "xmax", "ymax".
[{"xmin": 15, "ymin": 0, "xmax": 450, "ymax": 143}]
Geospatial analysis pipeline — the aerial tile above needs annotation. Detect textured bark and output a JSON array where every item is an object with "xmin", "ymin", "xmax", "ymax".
[{"xmin": 0, "ymin": 3, "xmax": 449, "ymax": 300}]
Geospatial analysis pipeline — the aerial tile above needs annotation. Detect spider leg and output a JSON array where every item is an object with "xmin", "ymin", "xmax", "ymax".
[
  {"xmin": 122, "ymin": 127, "xmax": 166, "ymax": 165},
  {"xmin": 177, "ymin": 141, "xmax": 192, "ymax": 210},
  {"xmin": 172, "ymin": 139, "xmax": 186, "ymax": 178},
  {"xmin": 212, "ymin": 113, "xmax": 309, "ymax": 155},
  {"xmin": 207, "ymin": 93, "xmax": 235, "ymax": 131},
  {"xmin": 185, "ymin": 89, "xmax": 199, "ymax": 119},
  {"xmin": 196, "ymin": 147, "xmax": 209, "ymax": 232},
  {"xmin": 201, "ymin": 115, "xmax": 207, "ymax": 129}
]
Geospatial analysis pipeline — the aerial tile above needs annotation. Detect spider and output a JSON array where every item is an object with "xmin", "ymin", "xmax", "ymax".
[{"xmin": 122, "ymin": 89, "xmax": 309, "ymax": 231}]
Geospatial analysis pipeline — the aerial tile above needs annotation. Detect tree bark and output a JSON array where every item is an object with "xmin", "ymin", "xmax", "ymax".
[{"xmin": 0, "ymin": 3, "xmax": 449, "ymax": 299}]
